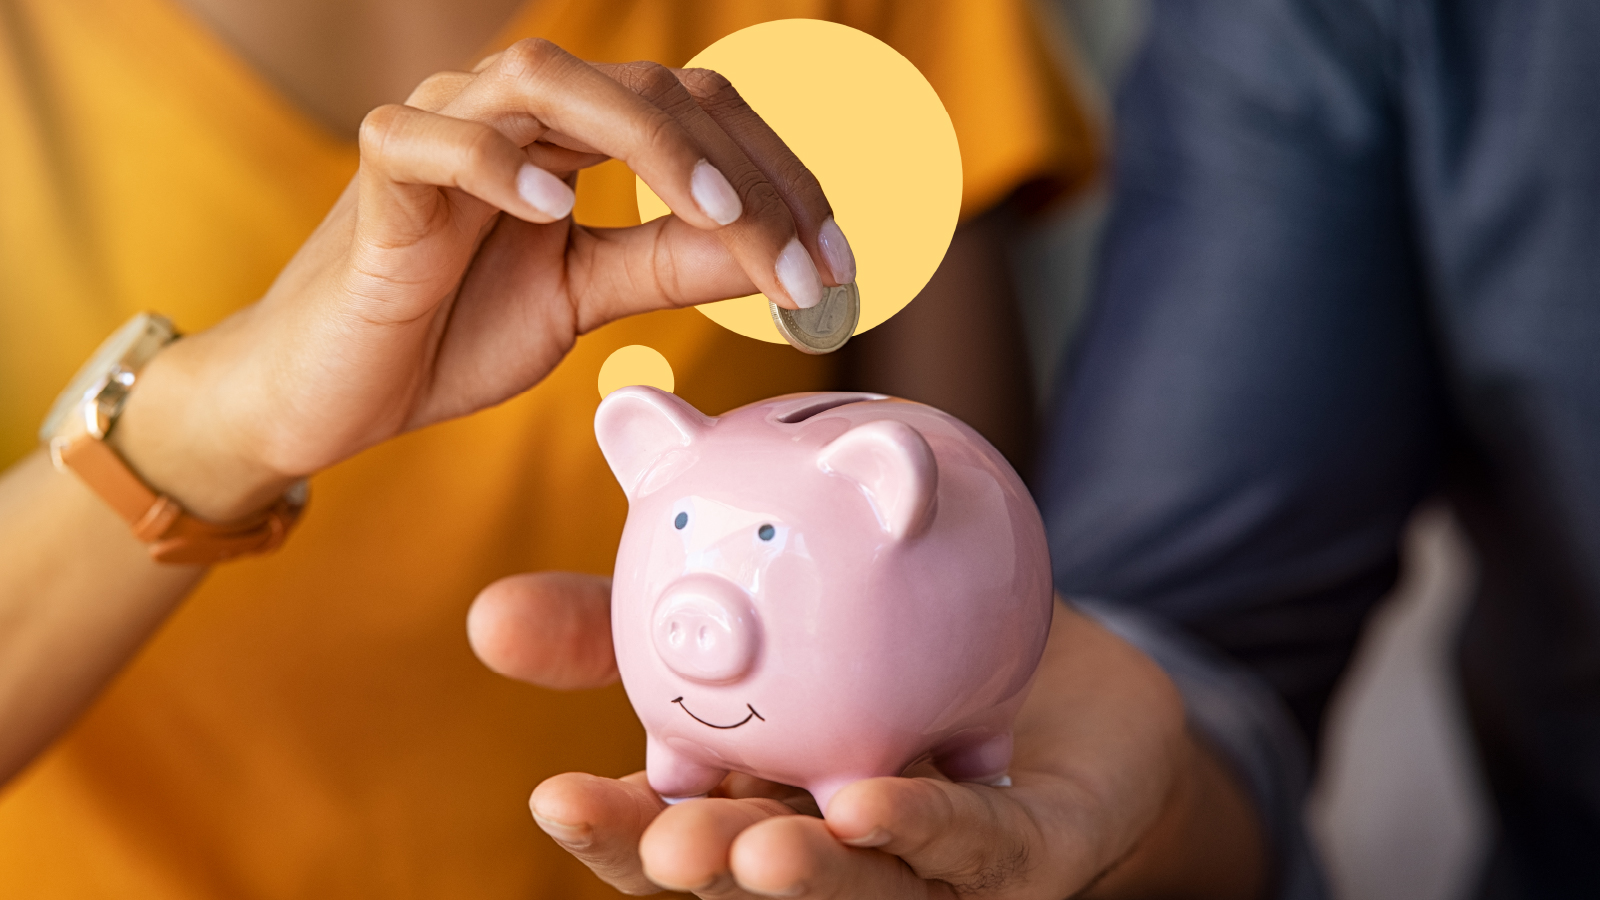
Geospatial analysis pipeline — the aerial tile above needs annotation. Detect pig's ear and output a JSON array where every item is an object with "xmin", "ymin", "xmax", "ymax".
[
  {"xmin": 595, "ymin": 387, "xmax": 712, "ymax": 498},
  {"xmin": 817, "ymin": 420, "xmax": 938, "ymax": 540}
]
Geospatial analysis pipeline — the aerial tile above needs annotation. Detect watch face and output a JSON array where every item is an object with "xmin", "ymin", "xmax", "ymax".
[{"xmin": 39, "ymin": 313, "xmax": 174, "ymax": 443}]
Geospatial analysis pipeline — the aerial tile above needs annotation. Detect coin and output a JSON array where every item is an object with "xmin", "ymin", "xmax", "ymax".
[{"xmin": 769, "ymin": 282, "xmax": 861, "ymax": 354}]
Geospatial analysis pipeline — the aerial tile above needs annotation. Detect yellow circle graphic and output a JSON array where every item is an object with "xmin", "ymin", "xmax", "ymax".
[
  {"xmin": 637, "ymin": 19, "xmax": 962, "ymax": 344},
  {"xmin": 598, "ymin": 345, "xmax": 676, "ymax": 398}
]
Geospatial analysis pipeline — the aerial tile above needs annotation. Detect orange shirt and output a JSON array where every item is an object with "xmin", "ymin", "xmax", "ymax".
[{"xmin": 0, "ymin": 0, "xmax": 1094, "ymax": 896}]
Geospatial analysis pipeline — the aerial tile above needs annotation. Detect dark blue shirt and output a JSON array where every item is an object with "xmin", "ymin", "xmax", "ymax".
[{"xmin": 1039, "ymin": 1, "xmax": 1600, "ymax": 896}]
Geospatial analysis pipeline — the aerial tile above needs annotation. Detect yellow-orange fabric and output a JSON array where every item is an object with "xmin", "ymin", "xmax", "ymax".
[{"xmin": 0, "ymin": 0, "xmax": 1094, "ymax": 896}]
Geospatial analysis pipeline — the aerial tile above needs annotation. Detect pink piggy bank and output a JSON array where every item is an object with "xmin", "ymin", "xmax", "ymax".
[{"xmin": 595, "ymin": 388, "xmax": 1053, "ymax": 811}]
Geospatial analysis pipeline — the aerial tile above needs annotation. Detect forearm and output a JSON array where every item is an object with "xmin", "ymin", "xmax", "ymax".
[
  {"xmin": 1073, "ymin": 597, "xmax": 1337, "ymax": 900},
  {"xmin": 0, "ymin": 449, "xmax": 203, "ymax": 784},
  {"xmin": 1084, "ymin": 728, "xmax": 1268, "ymax": 900},
  {"xmin": 0, "ymin": 336, "xmax": 278, "ymax": 785},
  {"xmin": 1025, "ymin": 605, "xmax": 1268, "ymax": 900}
]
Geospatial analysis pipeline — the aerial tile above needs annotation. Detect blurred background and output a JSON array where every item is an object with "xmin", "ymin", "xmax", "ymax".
[{"xmin": 1020, "ymin": 3, "xmax": 1493, "ymax": 898}]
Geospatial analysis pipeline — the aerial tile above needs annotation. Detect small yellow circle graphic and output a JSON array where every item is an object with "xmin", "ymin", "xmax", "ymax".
[
  {"xmin": 597, "ymin": 345, "xmax": 676, "ymax": 398},
  {"xmin": 637, "ymin": 19, "xmax": 962, "ymax": 344}
]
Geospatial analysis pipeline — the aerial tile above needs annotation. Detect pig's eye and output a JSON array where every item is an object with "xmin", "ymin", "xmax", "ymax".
[
  {"xmin": 674, "ymin": 512, "xmax": 688, "ymax": 530},
  {"xmin": 758, "ymin": 524, "xmax": 776, "ymax": 541}
]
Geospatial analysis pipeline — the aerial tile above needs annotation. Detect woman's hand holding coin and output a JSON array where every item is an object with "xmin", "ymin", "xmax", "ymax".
[{"xmin": 114, "ymin": 39, "xmax": 857, "ymax": 523}]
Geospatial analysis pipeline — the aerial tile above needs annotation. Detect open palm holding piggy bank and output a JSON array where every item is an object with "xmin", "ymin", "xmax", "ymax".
[{"xmin": 595, "ymin": 388, "xmax": 1054, "ymax": 812}]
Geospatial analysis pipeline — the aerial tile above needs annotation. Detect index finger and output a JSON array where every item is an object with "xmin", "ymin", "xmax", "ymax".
[
  {"xmin": 674, "ymin": 67, "xmax": 856, "ymax": 286},
  {"xmin": 441, "ymin": 42, "xmax": 837, "ymax": 309},
  {"xmin": 531, "ymin": 772, "xmax": 665, "ymax": 895},
  {"xmin": 600, "ymin": 61, "xmax": 834, "ymax": 308},
  {"xmin": 533, "ymin": 771, "xmax": 798, "ymax": 897},
  {"xmin": 439, "ymin": 40, "xmax": 739, "ymax": 233}
]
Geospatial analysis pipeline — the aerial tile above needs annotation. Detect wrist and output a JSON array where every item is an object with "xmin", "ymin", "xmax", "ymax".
[
  {"xmin": 112, "ymin": 331, "xmax": 299, "ymax": 522},
  {"xmin": 1084, "ymin": 729, "xmax": 1268, "ymax": 900}
]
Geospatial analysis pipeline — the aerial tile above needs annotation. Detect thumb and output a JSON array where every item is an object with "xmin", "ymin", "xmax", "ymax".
[{"xmin": 468, "ymin": 571, "xmax": 618, "ymax": 690}]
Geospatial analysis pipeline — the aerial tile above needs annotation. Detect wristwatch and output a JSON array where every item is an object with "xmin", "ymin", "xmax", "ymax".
[{"xmin": 38, "ymin": 312, "xmax": 308, "ymax": 565}]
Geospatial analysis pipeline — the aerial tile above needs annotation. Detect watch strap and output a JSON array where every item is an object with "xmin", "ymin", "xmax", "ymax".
[{"xmin": 54, "ymin": 433, "xmax": 307, "ymax": 565}]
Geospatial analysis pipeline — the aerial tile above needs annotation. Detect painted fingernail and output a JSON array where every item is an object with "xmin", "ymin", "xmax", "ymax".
[
  {"xmin": 817, "ymin": 217, "xmax": 856, "ymax": 284},
  {"xmin": 531, "ymin": 810, "xmax": 592, "ymax": 850},
  {"xmin": 840, "ymin": 827, "xmax": 891, "ymax": 848},
  {"xmin": 775, "ymin": 237, "xmax": 824, "ymax": 309},
  {"xmin": 692, "ymin": 159, "xmax": 742, "ymax": 225},
  {"xmin": 517, "ymin": 164, "xmax": 575, "ymax": 219}
]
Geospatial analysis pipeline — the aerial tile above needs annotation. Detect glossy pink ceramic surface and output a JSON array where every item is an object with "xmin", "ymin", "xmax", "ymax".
[{"xmin": 595, "ymin": 388, "xmax": 1054, "ymax": 812}]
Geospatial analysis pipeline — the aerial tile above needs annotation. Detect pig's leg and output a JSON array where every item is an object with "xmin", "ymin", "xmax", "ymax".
[
  {"xmin": 931, "ymin": 731, "xmax": 1014, "ymax": 787},
  {"xmin": 646, "ymin": 735, "xmax": 727, "ymax": 803}
]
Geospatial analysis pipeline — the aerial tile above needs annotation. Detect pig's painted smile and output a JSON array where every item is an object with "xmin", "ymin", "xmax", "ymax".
[{"xmin": 672, "ymin": 696, "xmax": 765, "ymax": 729}]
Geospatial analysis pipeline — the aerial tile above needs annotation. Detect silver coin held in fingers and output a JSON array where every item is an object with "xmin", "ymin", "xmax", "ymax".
[{"xmin": 769, "ymin": 282, "xmax": 861, "ymax": 354}]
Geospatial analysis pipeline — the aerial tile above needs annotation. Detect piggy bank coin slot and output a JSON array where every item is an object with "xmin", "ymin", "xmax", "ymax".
[{"xmin": 771, "ymin": 392, "xmax": 887, "ymax": 424}]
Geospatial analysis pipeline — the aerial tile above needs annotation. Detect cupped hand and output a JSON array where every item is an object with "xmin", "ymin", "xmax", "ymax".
[
  {"xmin": 469, "ymin": 575, "xmax": 1268, "ymax": 900},
  {"xmin": 120, "ymin": 40, "xmax": 855, "ymax": 520}
]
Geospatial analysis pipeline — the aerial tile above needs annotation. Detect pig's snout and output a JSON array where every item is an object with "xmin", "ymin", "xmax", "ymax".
[{"xmin": 651, "ymin": 574, "xmax": 761, "ymax": 684}]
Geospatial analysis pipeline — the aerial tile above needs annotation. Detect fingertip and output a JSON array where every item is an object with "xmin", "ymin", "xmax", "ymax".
[
  {"xmin": 530, "ymin": 810, "xmax": 593, "ymax": 850},
  {"xmin": 817, "ymin": 217, "xmax": 856, "ymax": 284},
  {"xmin": 516, "ymin": 163, "xmax": 576, "ymax": 220},
  {"xmin": 638, "ymin": 799, "xmax": 736, "ymax": 891},
  {"xmin": 465, "ymin": 572, "xmax": 617, "ymax": 689},
  {"xmin": 529, "ymin": 772, "xmax": 600, "ymax": 822},
  {"xmin": 730, "ymin": 815, "xmax": 828, "ymax": 896},
  {"xmin": 529, "ymin": 773, "xmax": 605, "ymax": 849},
  {"xmin": 533, "ymin": 771, "xmax": 665, "ymax": 836},
  {"xmin": 691, "ymin": 159, "xmax": 743, "ymax": 225},
  {"xmin": 528, "ymin": 772, "xmax": 676, "ymax": 895},
  {"xmin": 774, "ymin": 237, "xmax": 824, "ymax": 309},
  {"xmin": 839, "ymin": 827, "xmax": 891, "ymax": 849},
  {"xmin": 823, "ymin": 776, "xmax": 948, "ymax": 852},
  {"xmin": 464, "ymin": 580, "xmax": 521, "ymax": 676},
  {"xmin": 820, "ymin": 777, "xmax": 897, "ymax": 843}
]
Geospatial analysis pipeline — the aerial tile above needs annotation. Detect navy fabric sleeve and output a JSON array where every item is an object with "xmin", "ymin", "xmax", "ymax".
[{"xmin": 1038, "ymin": 0, "xmax": 1441, "ymax": 748}]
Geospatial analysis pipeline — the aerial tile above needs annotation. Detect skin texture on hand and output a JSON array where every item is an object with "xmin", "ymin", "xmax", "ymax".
[{"xmin": 470, "ymin": 576, "xmax": 1269, "ymax": 899}]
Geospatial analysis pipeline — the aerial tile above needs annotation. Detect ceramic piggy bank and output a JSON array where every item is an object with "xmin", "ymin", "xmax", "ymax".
[{"xmin": 595, "ymin": 388, "xmax": 1053, "ymax": 811}]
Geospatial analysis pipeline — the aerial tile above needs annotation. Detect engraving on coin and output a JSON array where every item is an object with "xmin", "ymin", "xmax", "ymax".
[{"xmin": 769, "ymin": 282, "xmax": 861, "ymax": 354}]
